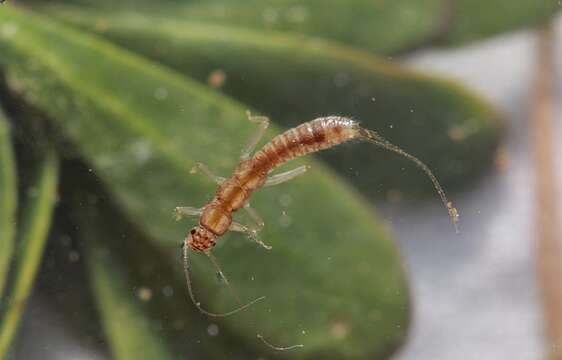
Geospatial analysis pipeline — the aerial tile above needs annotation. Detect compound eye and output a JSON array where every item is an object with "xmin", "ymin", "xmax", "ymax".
[{"xmin": 190, "ymin": 229, "xmax": 196, "ymax": 235}]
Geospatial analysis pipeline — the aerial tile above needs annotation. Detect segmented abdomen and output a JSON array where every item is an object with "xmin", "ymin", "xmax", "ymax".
[
  {"xmin": 255, "ymin": 116, "xmax": 359, "ymax": 172},
  {"xmin": 211, "ymin": 116, "xmax": 359, "ymax": 219}
]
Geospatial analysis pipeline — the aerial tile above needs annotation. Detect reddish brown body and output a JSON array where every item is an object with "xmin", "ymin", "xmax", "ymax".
[
  {"xmin": 181, "ymin": 113, "xmax": 457, "ymax": 334},
  {"xmin": 189, "ymin": 117, "xmax": 360, "ymax": 251}
]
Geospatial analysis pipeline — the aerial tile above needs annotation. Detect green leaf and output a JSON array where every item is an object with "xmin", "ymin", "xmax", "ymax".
[
  {"xmin": 27, "ymin": 0, "xmax": 561, "ymax": 54},
  {"xmin": 177, "ymin": 0, "xmax": 561, "ymax": 50},
  {"xmin": 73, "ymin": 186, "xmax": 256, "ymax": 359},
  {"xmin": 179, "ymin": 0, "xmax": 446, "ymax": 54},
  {"xmin": 0, "ymin": 148, "xmax": 59, "ymax": 357},
  {"xmin": 82, "ymin": 214, "xmax": 176, "ymax": 360},
  {"xmin": 49, "ymin": 8, "xmax": 503, "ymax": 199},
  {"xmin": 0, "ymin": 106, "xmax": 16, "ymax": 299},
  {"xmin": 41, "ymin": 0, "xmax": 444, "ymax": 55},
  {"xmin": 65, "ymin": 0, "xmax": 556, "ymax": 53},
  {"xmin": 1, "ymin": 7, "xmax": 410, "ymax": 358},
  {"xmin": 447, "ymin": 0, "xmax": 560, "ymax": 44}
]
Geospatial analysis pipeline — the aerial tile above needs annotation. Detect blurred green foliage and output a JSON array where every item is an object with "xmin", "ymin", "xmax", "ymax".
[
  {"xmin": 449, "ymin": 0, "xmax": 559, "ymax": 43},
  {"xmin": 49, "ymin": 8, "xmax": 503, "ymax": 199},
  {"xmin": 0, "ymin": 0, "xmax": 552, "ymax": 359},
  {"xmin": 0, "ymin": 147, "xmax": 58, "ymax": 358},
  {"xmin": 176, "ymin": 0, "xmax": 558, "ymax": 52},
  {"xmin": 34, "ymin": 0, "xmax": 559, "ymax": 54},
  {"xmin": 74, "ymin": 186, "xmax": 257, "ymax": 359},
  {"xmin": 83, "ymin": 220, "xmax": 177, "ymax": 360},
  {"xmin": 0, "ymin": 108, "xmax": 16, "ymax": 299},
  {"xmin": 1, "ymin": 6, "xmax": 409, "ymax": 359}
]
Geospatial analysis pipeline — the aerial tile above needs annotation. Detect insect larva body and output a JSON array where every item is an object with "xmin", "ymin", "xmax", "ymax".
[
  {"xmin": 254, "ymin": 116, "xmax": 359, "ymax": 171},
  {"xmin": 176, "ymin": 113, "xmax": 459, "ymax": 350},
  {"xmin": 195, "ymin": 117, "xmax": 360, "ymax": 248}
]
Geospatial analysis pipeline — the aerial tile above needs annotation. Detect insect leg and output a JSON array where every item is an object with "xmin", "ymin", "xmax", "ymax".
[
  {"xmin": 240, "ymin": 111, "xmax": 269, "ymax": 160},
  {"xmin": 244, "ymin": 204, "xmax": 265, "ymax": 230},
  {"xmin": 190, "ymin": 162, "xmax": 226, "ymax": 185},
  {"xmin": 174, "ymin": 206, "xmax": 203, "ymax": 221},
  {"xmin": 182, "ymin": 245, "xmax": 264, "ymax": 318},
  {"xmin": 264, "ymin": 165, "xmax": 310, "ymax": 187},
  {"xmin": 205, "ymin": 251, "xmax": 243, "ymax": 303},
  {"xmin": 194, "ymin": 251, "xmax": 301, "ymax": 350},
  {"xmin": 229, "ymin": 221, "xmax": 272, "ymax": 250}
]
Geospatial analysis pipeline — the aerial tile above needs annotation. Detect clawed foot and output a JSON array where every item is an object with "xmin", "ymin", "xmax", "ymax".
[
  {"xmin": 247, "ymin": 230, "xmax": 272, "ymax": 250},
  {"xmin": 174, "ymin": 207, "xmax": 183, "ymax": 221}
]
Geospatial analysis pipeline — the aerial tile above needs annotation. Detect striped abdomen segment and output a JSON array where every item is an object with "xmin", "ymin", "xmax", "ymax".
[
  {"xmin": 254, "ymin": 116, "xmax": 359, "ymax": 172},
  {"xmin": 209, "ymin": 117, "xmax": 359, "ymax": 222}
]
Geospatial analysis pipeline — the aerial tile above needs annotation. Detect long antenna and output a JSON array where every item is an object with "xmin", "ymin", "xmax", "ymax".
[
  {"xmin": 205, "ymin": 251, "xmax": 304, "ymax": 351},
  {"xmin": 183, "ymin": 246, "xmax": 302, "ymax": 350},
  {"xmin": 257, "ymin": 334, "xmax": 304, "ymax": 351},
  {"xmin": 182, "ymin": 245, "xmax": 265, "ymax": 317},
  {"xmin": 359, "ymin": 127, "xmax": 460, "ymax": 232}
]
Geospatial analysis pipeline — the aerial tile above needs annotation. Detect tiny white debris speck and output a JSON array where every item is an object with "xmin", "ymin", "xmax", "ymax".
[
  {"xmin": 60, "ymin": 235, "xmax": 71, "ymax": 247},
  {"xmin": 279, "ymin": 194, "xmax": 292, "ymax": 207},
  {"xmin": 1, "ymin": 23, "xmax": 17, "ymax": 38},
  {"xmin": 287, "ymin": 5, "xmax": 309, "ymax": 23},
  {"xmin": 333, "ymin": 72, "xmax": 350, "ymax": 87},
  {"xmin": 263, "ymin": 8, "xmax": 279, "ymax": 23},
  {"xmin": 279, "ymin": 212, "xmax": 292, "ymax": 227},
  {"xmin": 207, "ymin": 323, "xmax": 219, "ymax": 336},
  {"xmin": 153, "ymin": 87, "xmax": 168, "ymax": 100},
  {"xmin": 136, "ymin": 287, "xmax": 153, "ymax": 301},
  {"xmin": 330, "ymin": 321, "xmax": 351, "ymax": 340},
  {"xmin": 68, "ymin": 251, "xmax": 80, "ymax": 263},
  {"xmin": 129, "ymin": 139, "xmax": 153, "ymax": 164},
  {"xmin": 162, "ymin": 285, "xmax": 174, "ymax": 297},
  {"xmin": 26, "ymin": 187, "xmax": 39, "ymax": 198}
]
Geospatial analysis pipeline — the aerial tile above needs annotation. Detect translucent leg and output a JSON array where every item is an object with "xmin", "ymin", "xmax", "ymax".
[
  {"xmin": 229, "ymin": 221, "xmax": 272, "ymax": 250},
  {"xmin": 244, "ymin": 204, "xmax": 264, "ymax": 230},
  {"xmin": 204, "ymin": 251, "xmax": 242, "ymax": 303},
  {"xmin": 190, "ymin": 162, "xmax": 226, "ymax": 184},
  {"xmin": 264, "ymin": 165, "xmax": 310, "ymax": 187},
  {"xmin": 174, "ymin": 206, "xmax": 203, "ymax": 221},
  {"xmin": 240, "ymin": 111, "xmax": 269, "ymax": 160},
  {"xmin": 182, "ymin": 244, "xmax": 265, "ymax": 318}
]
